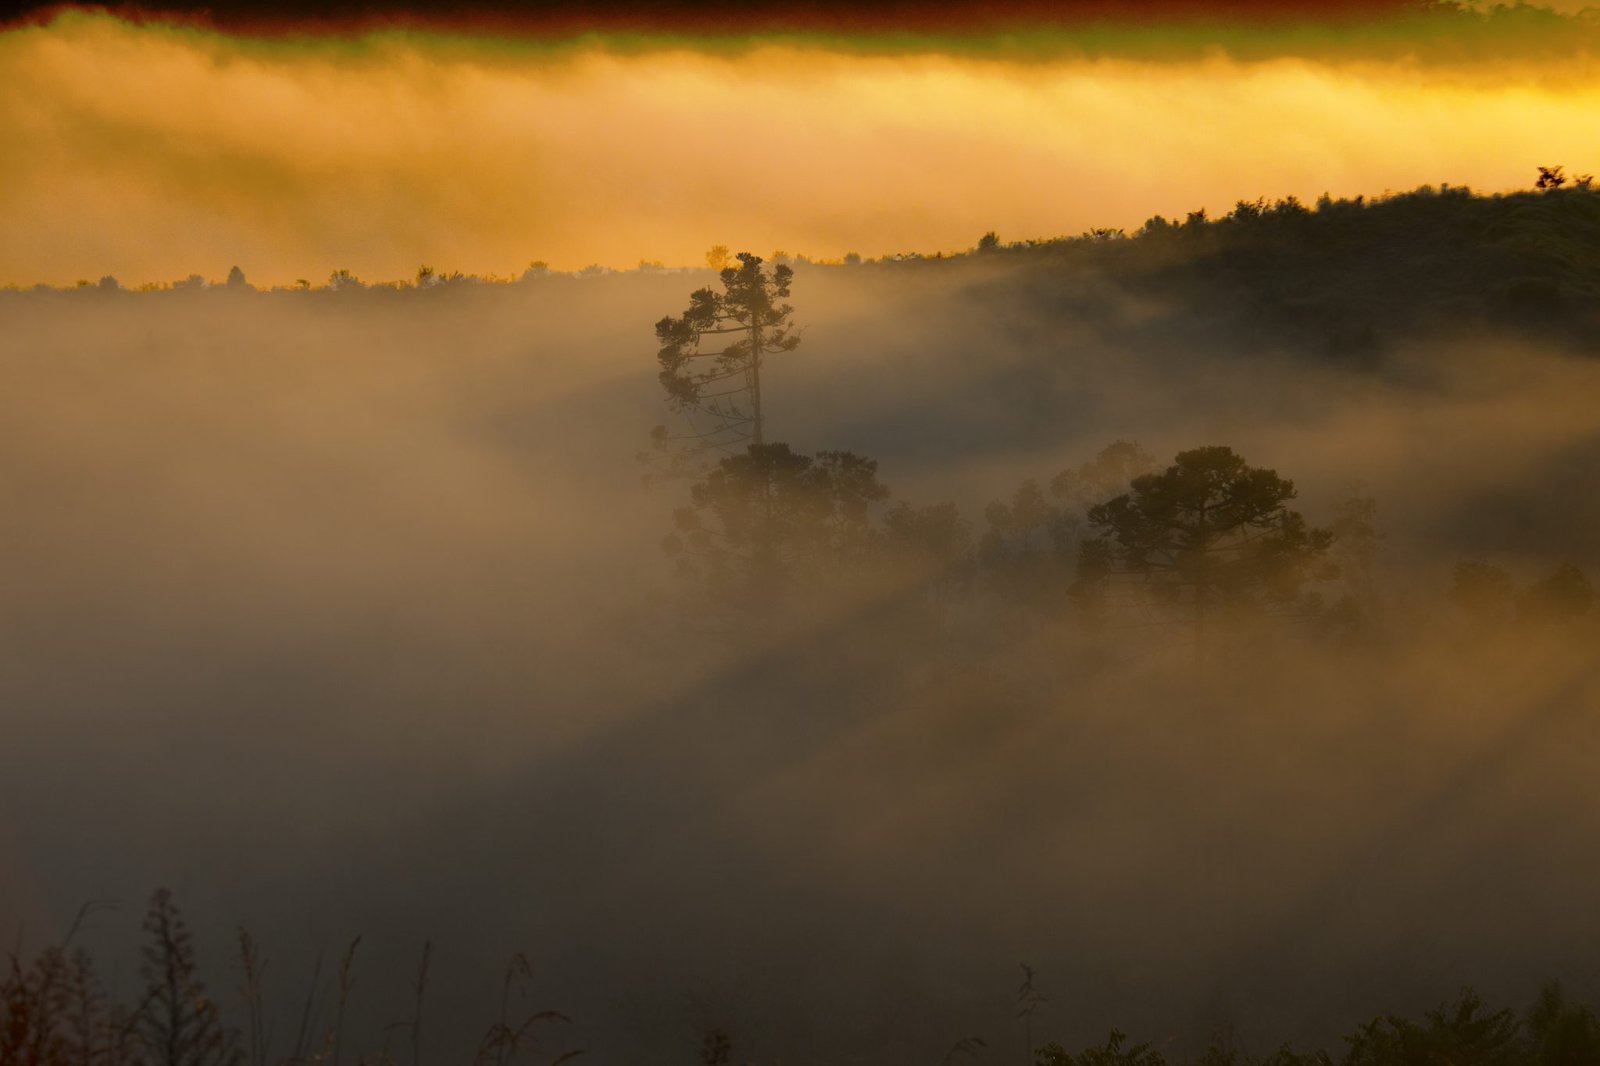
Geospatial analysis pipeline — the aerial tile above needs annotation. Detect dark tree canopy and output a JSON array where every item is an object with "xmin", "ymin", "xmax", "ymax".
[
  {"xmin": 663, "ymin": 443, "xmax": 890, "ymax": 610},
  {"xmin": 654, "ymin": 252, "xmax": 799, "ymax": 453},
  {"xmin": 1343, "ymin": 988, "xmax": 1521, "ymax": 1066},
  {"xmin": 1078, "ymin": 446, "xmax": 1334, "ymax": 650}
]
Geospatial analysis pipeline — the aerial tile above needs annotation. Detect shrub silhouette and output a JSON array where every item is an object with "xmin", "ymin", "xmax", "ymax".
[
  {"xmin": 1035, "ymin": 1030, "xmax": 1166, "ymax": 1066},
  {"xmin": 136, "ymin": 890, "xmax": 241, "ymax": 1066},
  {"xmin": 1343, "ymin": 988, "xmax": 1519, "ymax": 1066}
]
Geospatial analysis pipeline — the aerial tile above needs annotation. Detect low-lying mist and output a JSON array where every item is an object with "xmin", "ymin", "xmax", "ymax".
[{"xmin": 4, "ymin": 247, "xmax": 1599, "ymax": 1065}]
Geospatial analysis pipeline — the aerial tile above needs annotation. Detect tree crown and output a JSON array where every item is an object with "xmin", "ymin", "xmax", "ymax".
[{"xmin": 1082, "ymin": 445, "xmax": 1333, "ymax": 604}]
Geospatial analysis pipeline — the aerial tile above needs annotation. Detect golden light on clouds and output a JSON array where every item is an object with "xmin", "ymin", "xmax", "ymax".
[{"xmin": 4, "ymin": 10, "xmax": 1599, "ymax": 286}]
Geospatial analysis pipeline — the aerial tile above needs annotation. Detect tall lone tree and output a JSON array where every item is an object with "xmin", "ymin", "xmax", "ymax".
[
  {"xmin": 1078, "ymin": 446, "xmax": 1334, "ymax": 658},
  {"xmin": 654, "ymin": 252, "xmax": 800, "ymax": 454}
]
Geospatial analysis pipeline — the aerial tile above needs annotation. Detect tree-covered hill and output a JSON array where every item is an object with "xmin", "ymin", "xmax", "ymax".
[{"xmin": 936, "ymin": 179, "xmax": 1600, "ymax": 361}]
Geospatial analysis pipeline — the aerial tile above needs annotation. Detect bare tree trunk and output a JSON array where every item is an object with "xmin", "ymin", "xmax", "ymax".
[{"xmin": 749, "ymin": 320, "xmax": 763, "ymax": 446}]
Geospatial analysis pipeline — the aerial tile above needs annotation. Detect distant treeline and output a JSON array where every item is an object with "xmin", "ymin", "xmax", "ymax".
[
  {"xmin": 13, "ymin": 172, "xmax": 1600, "ymax": 360},
  {"xmin": 7, "ymin": 891, "xmax": 1600, "ymax": 1066},
  {"xmin": 915, "ymin": 169, "xmax": 1600, "ymax": 360}
]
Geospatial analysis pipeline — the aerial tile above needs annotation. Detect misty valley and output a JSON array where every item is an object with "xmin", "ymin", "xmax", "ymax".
[{"xmin": 4, "ymin": 182, "xmax": 1600, "ymax": 1066}]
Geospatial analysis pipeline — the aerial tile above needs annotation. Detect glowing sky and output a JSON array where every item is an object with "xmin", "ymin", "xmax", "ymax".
[{"xmin": 4, "ymin": 5, "xmax": 1600, "ymax": 286}]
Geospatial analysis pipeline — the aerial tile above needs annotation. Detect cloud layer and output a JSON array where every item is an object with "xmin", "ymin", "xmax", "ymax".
[{"xmin": 5, "ymin": 10, "xmax": 1600, "ymax": 286}]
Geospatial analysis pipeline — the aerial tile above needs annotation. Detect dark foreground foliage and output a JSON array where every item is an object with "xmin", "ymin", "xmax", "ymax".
[
  {"xmin": 7, "ymin": 897, "xmax": 1600, "ymax": 1066},
  {"xmin": 1031, "ymin": 985, "xmax": 1600, "ymax": 1066},
  {"xmin": 1, "ymin": 893, "xmax": 581, "ymax": 1066}
]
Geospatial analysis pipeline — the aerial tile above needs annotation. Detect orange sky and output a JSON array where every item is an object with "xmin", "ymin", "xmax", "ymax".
[{"xmin": 4, "ymin": 9, "xmax": 1600, "ymax": 287}]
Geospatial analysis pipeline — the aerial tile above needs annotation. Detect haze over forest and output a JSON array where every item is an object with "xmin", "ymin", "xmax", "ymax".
[{"xmin": 5, "ymin": 174, "xmax": 1600, "ymax": 1066}]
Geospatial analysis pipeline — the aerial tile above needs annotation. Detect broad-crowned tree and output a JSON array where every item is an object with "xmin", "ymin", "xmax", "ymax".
[{"xmin": 1076, "ymin": 446, "xmax": 1334, "ymax": 657}]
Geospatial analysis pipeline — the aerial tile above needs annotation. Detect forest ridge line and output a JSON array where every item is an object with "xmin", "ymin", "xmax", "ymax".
[{"xmin": 8, "ymin": 170, "xmax": 1600, "ymax": 336}]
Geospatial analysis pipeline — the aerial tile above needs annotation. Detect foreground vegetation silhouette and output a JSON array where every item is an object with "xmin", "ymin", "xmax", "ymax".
[
  {"xmin": 1, "ymin": 893, "xmax": 581, "ymax": 1066},
  {"xmin": 8, "ymin": 896, "xmax": 1600, "ymax": 1066}
]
